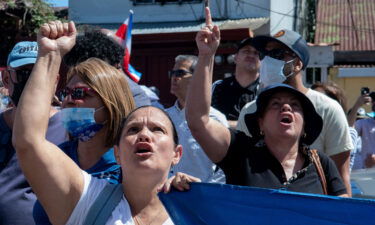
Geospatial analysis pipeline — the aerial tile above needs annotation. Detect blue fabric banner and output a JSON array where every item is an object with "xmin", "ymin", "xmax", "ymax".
[{"xmin": 159, "ymin": 183, "xmax": 375, "ymax": 225}]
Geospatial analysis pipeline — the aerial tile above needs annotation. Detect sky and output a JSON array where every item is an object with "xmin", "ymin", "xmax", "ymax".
[{"xmin": 43, "ymin": 0, "xmax": 69, "ymax": 7}]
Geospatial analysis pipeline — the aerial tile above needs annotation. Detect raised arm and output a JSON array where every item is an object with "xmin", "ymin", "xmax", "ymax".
[
  {"xmin": 185, "ymin": 7, "xmax": 231, "ymax": 163},
  {"xmin": 12, "ymin": 21, "xmax": 83, "ymax": 225},
  {"xmin": 347, "ymin": 94, "xmax": 371, "ymax": 127}
]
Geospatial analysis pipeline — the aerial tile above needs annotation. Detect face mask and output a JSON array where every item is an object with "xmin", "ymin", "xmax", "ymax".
[
  {"xmin": 61, "ymin": 107, "xmax": 104, "ymax": 142},
  {"xmin": 259, "ymin": 56, "xmax": 296, "ymax": 88},
  {"xmin": 10, "ymin": 80, "xmax": 28, "ymax": 106},
  {"xmin": 1, "ymin": 95, "xmax": 10, "ymax": 108}
]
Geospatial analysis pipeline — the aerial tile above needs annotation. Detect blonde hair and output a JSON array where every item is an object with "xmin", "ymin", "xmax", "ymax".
[{"xmin": 67, "ymin": 58, "xmax": 136, "ymax": 147}]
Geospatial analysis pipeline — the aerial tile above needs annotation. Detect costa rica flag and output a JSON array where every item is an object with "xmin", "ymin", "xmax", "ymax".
[{"xmin": 116, "ymin": 10, "xmax": 142, "ymax": 83}]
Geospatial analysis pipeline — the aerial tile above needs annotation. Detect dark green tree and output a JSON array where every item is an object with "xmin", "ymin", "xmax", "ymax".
[
  {"xmin": 0, "ymin": 0, "xmax": 59, "ymax": 66},
  {"xmin": 306, "ymin": 0, "xmax": 316, "ymax": 43}
]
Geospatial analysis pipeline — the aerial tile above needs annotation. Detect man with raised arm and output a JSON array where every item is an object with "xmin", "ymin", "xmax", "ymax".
[{"xmin": 348, "ymin": 92, "xmax": 375, "ymax": 169}]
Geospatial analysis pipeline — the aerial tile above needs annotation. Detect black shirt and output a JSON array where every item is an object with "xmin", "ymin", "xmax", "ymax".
[
  {"xmin": 217, "ymin": 130, "xmax": 347, "ymax": 196},
  {"xmin": 211, "ymin": 76, "xmax": 259, "ymax": 120}
]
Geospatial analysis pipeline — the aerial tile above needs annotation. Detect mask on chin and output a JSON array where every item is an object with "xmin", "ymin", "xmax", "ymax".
[
  {"xmin": 259, "ymin": 56, "xmax": 296, "ymax": 88},
  {"xmin": 10, "ymin": 80, "xmax": 28, "ymax": 106},
  {"xmin": 61, "ymin": 107, "xmax": 105, "ymax": 142}
]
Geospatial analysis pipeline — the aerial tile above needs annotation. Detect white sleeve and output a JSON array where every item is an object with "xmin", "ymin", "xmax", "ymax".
[
  {"xmin": 66, "ymin": 171, "xmax": 108, "ymax": 225},
  {"xmin": 318, "ymin": 100, "xmax": 353, "ymax": 156},
  {"xmin": 209, "ymin": 107, "xmax": 229, "ymax": 128}
]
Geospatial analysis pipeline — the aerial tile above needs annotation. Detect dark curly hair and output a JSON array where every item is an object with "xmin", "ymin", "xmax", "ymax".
[{"xmin": 63, "ymin": 28, "xmax": 124, "ymax": 67}]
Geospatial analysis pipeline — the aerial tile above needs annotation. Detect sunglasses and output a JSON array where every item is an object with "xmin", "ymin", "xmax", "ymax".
[
  {"xmin": 8, "ymin": 69, "xmax": 32, "ymax": 83},
  {"xmin": 58, "ymin": 86, "xmax": 96, "ymax": 101},
  {"xmin": 260, "ymin": 49, "xmax": 296, "ymax": 60},
  {"xmin": 168, "ymin": 69, "xmax": 192, "ymax": 79}
]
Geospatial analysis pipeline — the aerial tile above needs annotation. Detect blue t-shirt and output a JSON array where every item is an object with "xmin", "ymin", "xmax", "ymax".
[
  {"xmin": 33, "ymin": 140, "xmax": 121, "ymax": 225},
  {"xmin": 0, "ymin": 110, "xmax": 67, "ymax": 225}
]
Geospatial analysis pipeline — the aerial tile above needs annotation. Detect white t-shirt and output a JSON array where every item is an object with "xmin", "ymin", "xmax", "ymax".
[
  {"xmin": 236, "ymin": 89, "xmax": 353, "ymax": 156},
  {"xmin": 67, "ymin": 171, "xmax": 174, "ymax": 225},
  {"xmin": 353, "ymin": 118, "xmax": 375, "ymax": 169},
  {"xmin": 166, "ymin": 102, "xmax": 227, "ymax": 183}
]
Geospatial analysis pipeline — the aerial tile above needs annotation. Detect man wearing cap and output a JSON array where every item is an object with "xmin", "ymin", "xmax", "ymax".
[
  {"xmin": 236, "ymin": 29, "xmax": 353, "ymax": 196},
  {"xmin": 211, "ymin": 38, "xmax": 260, "ymax": 128},
  {"xmin": 348, "ymin": 92, "xmax": 375, "ymax": 169},
  {"xmin": 166, "ymin": 54, "xmax": 227, "ymax": 183},
  {"xmin": 0, "ymin": 41, "xmax": 67, "ymax": 224}
]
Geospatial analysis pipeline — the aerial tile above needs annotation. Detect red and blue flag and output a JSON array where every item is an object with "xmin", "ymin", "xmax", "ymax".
[{"xmin": 116, "ymin": 10, "xmax": 142, "ymax": 83}]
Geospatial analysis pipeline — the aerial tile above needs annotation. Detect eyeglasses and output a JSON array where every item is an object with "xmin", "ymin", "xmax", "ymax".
[
  {"xmin": 58, "ymin": 86, "xmax": 96, "ymax": 101},
  {"xmin": 260, "ymin": 49, "xmax": 296, "ymax": 60},
  {"xmin": 8, "ymin": 69, "xmax": 32, "ymax": 83},
  {"xmin": 168, "ymin": 69, "xmax": 192, "ymax": 79}
]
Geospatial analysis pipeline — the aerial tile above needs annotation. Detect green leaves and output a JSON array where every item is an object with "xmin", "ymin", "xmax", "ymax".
[{"xmin": 0, "ymin": 0, "xmax": 65, "ymax": 66}]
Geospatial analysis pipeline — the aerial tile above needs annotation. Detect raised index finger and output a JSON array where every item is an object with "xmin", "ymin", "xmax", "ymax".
[{"xmin": 205, "ymin": 7, "xmax": 212, "ymax": 27}]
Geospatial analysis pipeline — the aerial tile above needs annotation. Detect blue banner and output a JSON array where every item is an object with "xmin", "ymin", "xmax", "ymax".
[{"xmin": 159, "ymin": 183, "xmax": 375, "ymax": 225}]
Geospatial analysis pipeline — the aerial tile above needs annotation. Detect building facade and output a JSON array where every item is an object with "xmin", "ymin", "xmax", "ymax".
[{"xmin": 69, "ymin": 0, "xmax": 313, "ymax": 105}]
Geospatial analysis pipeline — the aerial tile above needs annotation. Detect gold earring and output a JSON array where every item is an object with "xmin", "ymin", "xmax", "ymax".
[{"xmin": 260, "ymin": 130, "xmax": 264, "ymax": 136}]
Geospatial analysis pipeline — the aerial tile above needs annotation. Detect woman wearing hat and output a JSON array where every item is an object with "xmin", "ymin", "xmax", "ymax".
[{"xmin": 185, "ymin": 7, "xmax": 347, "ymax": 196}]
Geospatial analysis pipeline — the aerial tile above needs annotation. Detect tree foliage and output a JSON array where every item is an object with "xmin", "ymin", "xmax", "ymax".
[
  {"xmin": 306, "ymin": 0, "xmax": 316, "ymax": 43},
  {"xmin": 0, "ymin": 0, "xmax": 60, "ymax": 66}
]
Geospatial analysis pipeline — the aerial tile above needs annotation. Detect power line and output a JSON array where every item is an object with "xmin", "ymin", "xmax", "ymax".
[
  {"xmin": 187, "ymin": 2, "xmax": 198, "ymax": 21},
  {"xmin": 236, "ymin": 0, "xmax": 375, "ymax": 34},
  {"xmin": 270, "ymin": 8, "xmax": 294, "ymax": 33}
]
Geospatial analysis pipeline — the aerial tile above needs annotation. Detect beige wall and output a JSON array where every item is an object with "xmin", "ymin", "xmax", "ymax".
[{"xmin": 329, "ymin": 67, "xmax": 375, "ymax": 113}]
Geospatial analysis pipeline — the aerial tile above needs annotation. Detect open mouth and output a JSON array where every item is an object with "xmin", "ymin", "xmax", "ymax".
[
  {"xmin": 135, "ymin": 143, "xmax": 153, "ymax": 156},
  {"xmin": 280, "ymin": 115, "xmax": 292, "ymax": 124},
  {"xmin": 136, "ymin": 149, "xmax": 151, "ymax": 154}
]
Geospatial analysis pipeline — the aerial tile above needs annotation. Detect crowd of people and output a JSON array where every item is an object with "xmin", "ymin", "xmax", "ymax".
[{"xmin": 0, "ymin": 6, "xmax": 374, "ymax": 225}]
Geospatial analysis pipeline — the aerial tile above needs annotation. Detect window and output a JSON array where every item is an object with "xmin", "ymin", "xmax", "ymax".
[
  {"xmin": 305, "ymin": 67, "xmax": 322, "ymax": 86},
  {"xmin": 132, "ymin": 0, "xmax": 202, "ymax": 5}
]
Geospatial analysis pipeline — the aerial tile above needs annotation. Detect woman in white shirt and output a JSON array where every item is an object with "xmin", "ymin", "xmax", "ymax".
[{"xmin": 12, "ymin": 20, "xmax": 197, "ymax": 225}]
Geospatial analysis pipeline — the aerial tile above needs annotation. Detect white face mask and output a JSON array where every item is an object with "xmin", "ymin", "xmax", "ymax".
[{"xmin": 259, "ymin": 56, "xmax": 296, "ymax": 88}]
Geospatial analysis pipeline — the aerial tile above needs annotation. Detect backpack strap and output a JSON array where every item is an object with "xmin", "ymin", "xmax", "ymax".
[
  {"xmin": 83, "ymin": 183, "xmax": 123, "ymax": 225},
  {"xmin": 310, "ymin": 149, "xmax": 328, "ymax": 195}
]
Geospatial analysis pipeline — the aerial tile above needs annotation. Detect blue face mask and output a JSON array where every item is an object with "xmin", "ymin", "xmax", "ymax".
[{"xmin": 61, "ymin": 107, "xmax": 104, "ymax": 142}]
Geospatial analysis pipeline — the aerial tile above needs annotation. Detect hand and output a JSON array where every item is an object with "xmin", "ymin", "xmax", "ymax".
[
  {"xmin": 158, "ymin": 172, "xmax": 201, "ymax": 193},
  {"xmin": 355, "ymin": 94, "xmax": 372, "ymax": 107},
  {"xmin": 37, "ymin": 20, "xmax": 76, "ymax": 57},
  {"xmin": 365, "ymin": 154, "xmax": 375, "ymax": 168},
  {"xmin": 195, "ymin": 7, "xmax": 220, "ymax": 56}
]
